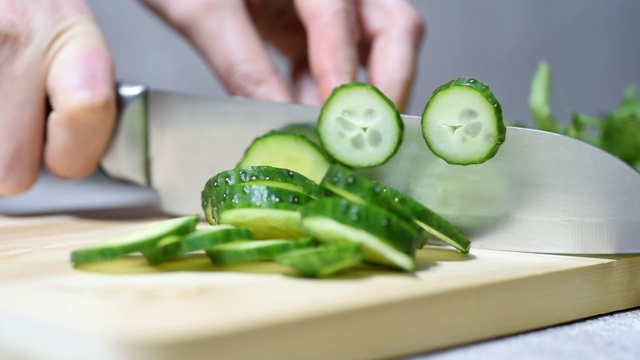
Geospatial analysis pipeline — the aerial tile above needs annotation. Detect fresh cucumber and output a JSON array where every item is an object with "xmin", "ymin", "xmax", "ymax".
[
  {"xmin": 317, "ymin": 82, "xmax": 403, "ymax": 168},
  {"xmin": 421, "ymin": 77, "xmax": 505, "ymax": 165},
  {"xmin": 206, "ymin": 238, "xmax": 315, "ymax": 265},
  {"xmin": 202, "ymin": 166, "xmax": 322, "ymax": 223},
  {"xmin": 278, "ymin": 123, "xmax": 321, "ymax": 145},
  {"xmin": 237, "ymin": 131, "xmax": 332, "ymax": 183},
  {"xmin": 71, "ymin": 215, "xmax": 199, "ymax": 265},
  {"xmin": 211, "ymin": 184, "xmax": 313, "ymax": 239},
  {"xmin": 321, "ymin": 165, "xmax": 471, "ymax": 253},
  {"xmin": 300, "ymin": 198, "xmax": 419, "ymax": 271},
  {"xmin": 142, "ymin": 225, "xmax": 253, "ymax": 265},
  {"xmin": 276, "ymin": 243, "xmax": 364, "ymax": 278}
]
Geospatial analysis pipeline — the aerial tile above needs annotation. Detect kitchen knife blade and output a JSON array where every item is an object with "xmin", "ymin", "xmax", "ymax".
[{"xmin": 102, "ymin": 83, "xmax": 640, "ymax": 254}]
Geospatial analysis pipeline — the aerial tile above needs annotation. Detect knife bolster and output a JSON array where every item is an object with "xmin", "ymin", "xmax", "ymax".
[{"xmin": 100, "ymin": 82, "xmax": 150, "ymax": 186}]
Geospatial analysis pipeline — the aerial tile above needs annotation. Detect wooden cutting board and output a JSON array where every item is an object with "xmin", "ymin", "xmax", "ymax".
[{"xmin": 1, "ymin": 211, "xmax": 639, "ymax": 360}]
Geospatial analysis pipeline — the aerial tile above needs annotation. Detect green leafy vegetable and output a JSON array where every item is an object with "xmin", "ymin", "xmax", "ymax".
[{"xmin": 528, "ymin": 60, "xmax": 640, "ymax": 172}]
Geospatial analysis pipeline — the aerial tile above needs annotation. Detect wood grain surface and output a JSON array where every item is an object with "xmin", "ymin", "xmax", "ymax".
[{"xmin": 1, "ymin": 212, "xmax": 639, "ymax": 360}]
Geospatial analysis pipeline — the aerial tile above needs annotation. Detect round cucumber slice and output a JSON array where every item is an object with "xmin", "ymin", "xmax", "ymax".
[
  {"xmin": 142, "ymin": 225, "xmax": 253, "ymax": 265},
  {"xmin": 238, "ymin": 131, "xmax": 332, "ymax": 183},
  {"xmin": 300, "ymin": 198, "xmax": 419, "ymax": 272},
  {"xmin": 318, "ymin": 82, "xmax": 403, "ymax": 168},
  {"xmin": 321, "ymin": 165, "xmax": 471, "ymax": 253},
  {"xmin": 206, "ymin": 238, "xmax": 315, "ymax": 265},
  {"xmin": 421, "ymin": 77, "xmax": 505, "ymax": 165},
  {"xmin": 276, "ymin": 243, "xmax": 364, "ymax": 278},
  {"xmin": 211, "ymin": 184, "xmax": 313, "ymax": 239},
  {"xmin": 201, "ymin": 166, "xmax": 322, "ymax": 220},
  {"xmin": 71, "ymin": 215, "xmax": 199, "ymax": 265}
]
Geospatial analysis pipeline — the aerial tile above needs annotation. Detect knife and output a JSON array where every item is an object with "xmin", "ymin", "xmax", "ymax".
[{"xmin": 102, "ymin": 82, "xmax": 640, "ymax": 254}]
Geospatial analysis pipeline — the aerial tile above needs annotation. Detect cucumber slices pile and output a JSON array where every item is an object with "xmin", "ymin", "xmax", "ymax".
[{"xmin": 71, "ymin": 78, "xmax": 504, "ymax": 278}]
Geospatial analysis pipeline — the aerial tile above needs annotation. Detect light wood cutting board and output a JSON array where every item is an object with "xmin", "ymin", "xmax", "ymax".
[{"xmin": 1, "ymin": 211, "xmax": 639, "ymax": 360}]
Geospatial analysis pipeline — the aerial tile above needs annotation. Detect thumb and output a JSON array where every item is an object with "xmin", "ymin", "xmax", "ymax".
[{"xmin": 44, "ymin": 5, "xmax": 116, "ymax": 179}]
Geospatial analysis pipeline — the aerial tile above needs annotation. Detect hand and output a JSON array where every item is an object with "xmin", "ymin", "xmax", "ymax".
[
  {"xmin": 142, "ymin": 0, "xmax": 425, "ymax": 110},
  {"xmin": 0, "ymin": 0, "xmax": 116, "ymax": 195}
]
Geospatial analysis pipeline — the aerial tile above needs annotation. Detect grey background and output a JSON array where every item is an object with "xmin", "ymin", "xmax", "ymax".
[{"xmin": 88, "ymin": 0, "xmax": 640, "ymax": 124}]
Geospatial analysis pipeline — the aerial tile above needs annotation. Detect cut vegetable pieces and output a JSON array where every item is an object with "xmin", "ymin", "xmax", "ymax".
[
  {"xmin": 421, "ymin": 77, "xmax": 505, "ymax": 165},
  {"xmin": 321, "ymin": 165, "xmax": 471, "ymax": 253},
  {"xmin": 71, "ymin": 215, "xmax": 199, "ymax": 265},
  {"xmin": 300, "ymin": 198, "xmax": 419, "ymax": 272},
  {"xmin": 237, "ymin": 131, "xmax": 332, "ymax": 183},
  {"xmin": 142, "ymin": 225, "xmax": 253, "ymax": 265},
  {"xmin": 318, "ymin": 82, "xmax": 403, "ymax": 168},
  {"xmin": 210, "ymin": 184, "xmax": 313, "ymax": 239},
  {"xmin": 202, "ymin": 166, "xmax": 322, "ymax": 222},
  {"xmin": 206, "ymin": 238, "xmax": 316, "ymax": 265},
  {"xmin": 276, "ymin": 243, "xmax": 364, "ymax": 278}
]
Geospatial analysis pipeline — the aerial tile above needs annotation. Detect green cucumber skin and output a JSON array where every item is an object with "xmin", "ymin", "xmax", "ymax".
[
  {"xmin": 71, "ymin": 215, "xmax": 199, "ymax": 265},
  {"xmin": 322, "ymin": 165, "xmax": 471, "ymax": 253},
  {"xmin": 210, "ymin": 184, "xmax": 313, "ymax": 223},
  {"xmin": 317, "ymin": 82, "xmax": 404, "ymax": 169},
  {"xmin": 237, "ymin": 131, "xmax": 333, "ymax": 183},
  {"xmin": 210, "ymin": 184, "xmax": 313, "ymax": 239},
  {"xmin": 144, "ymin": 226, "xmax": 254, "ymax": 265},
  {"xmin": 201, "ymin": 166, "xmax": 321, "ymax": 215},
  {"xmin": 421, "ymin": 77, "xmax": 506, "ymax": 165},
  {"xmin": 276, "ymin": 243, "xmax": 364, "ymax": 278},
  {"xmin": 300, "ymin": 198, "xmax": 419, "ymax": 268},
  {"xmin": 206, "ymin": 238, "xmax": 316, "ymax": 265}
]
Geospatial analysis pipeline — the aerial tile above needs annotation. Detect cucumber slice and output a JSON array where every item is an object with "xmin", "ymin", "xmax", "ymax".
[
  {"xmin": 211, "ymin": 184, "xmax": 313, "ymax": 239},
  {"xmin": 142, "ymin": 225, "xmax": 253, "ymax": 265},
  {"xmin": 279, "ymin": 123, "xmax": 320, "ymax": 145},
  {"xmin": 71, "ymin": 215, "xmax": 199, "ymax": 265},
  {"xmin": 421, "ymin": 77, "xmax": 505, "ymax": 165},
  {"xmin": 201, "ymin": 166, "xmax": 322, "ymax": 222},
  {"xmin": 276, "ymin": 243, "xmax": 364, "ymax": 278},
  {"xmin": 238, "ymin": 131, "xmax": 332, "ymax": 183},
  {"xmin": 321, "ymin": 165, "xmax": 471, "ymax": 253},
  {"xmin": 206, "ymin": 238, "xmax": 315, "ymax": 265},
  {"xmin": 317, "ymin": 82, "xmax": 403, "ymax": 168},
  {"xmin": 300, "ymin": 198, "xmax": 419, "ymax": 271}
]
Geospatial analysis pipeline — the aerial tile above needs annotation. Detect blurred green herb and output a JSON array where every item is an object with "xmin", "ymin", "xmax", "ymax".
[{"xmin": 528, "ymin": 60, "xmax": 640, "ymax": 172}]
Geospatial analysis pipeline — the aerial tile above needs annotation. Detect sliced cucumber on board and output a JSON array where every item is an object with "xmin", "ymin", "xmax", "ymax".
[
  {"xmin": 71, "ymin": 215, "xmax": 199, "ymax": 265},
  {"xmin": 421, "ymin": 77, "xmax": 505, "ymax": 165},
  {"xmin": 278, "ymin": 123, "xmax": 320, "ymax": 145},
  {"xmin": 276, "ymin": 243, "xmax": 364, "ymax": 278},
  {"xmin": 142, "ymin": 225, "xmax": 254, "ymax": 265},
  {"xmin": 322, "ymin": 165, "xmax": 471, "ymax": 253},
  {"xmin": 210, "ymin": 184, "xmax": 313, "ymax": 239},
  {"xmin": 237, "ymin": 131, "xmax": 332, "ymax": 183},
  {"xmin": 300, "ymin": 198, "xmax": 419, "ymax": 272},
  {"xmin": 206, "ymin": 238, "xmax": 316, "ymax": 265},
  {"xmin": 202, "ymin": 166, "xmax": 322, "ymax": 222},
  {"xmin": 318, "ymin": 82, "xmax": 403, "ymax": 168}
]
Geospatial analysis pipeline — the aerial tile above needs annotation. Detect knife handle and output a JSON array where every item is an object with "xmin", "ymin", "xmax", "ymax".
[{"xmin": 100, "ymin": 82, "xmax": 150, "ymax": 186}]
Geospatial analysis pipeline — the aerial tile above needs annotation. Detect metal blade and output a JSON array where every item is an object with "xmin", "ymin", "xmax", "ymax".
[
  {"xmin": 363, "ymin": 117, "xmax": 640, "ymax": 254},
  {"xmin": 102, "ymin": 86, "xmax": 640, "ymax": 254},
  {"xmin": 147, "ymin": 90, "xmax": 319, "ymax": 215}
]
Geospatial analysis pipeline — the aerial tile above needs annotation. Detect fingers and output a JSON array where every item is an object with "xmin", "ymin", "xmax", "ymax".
[
  {"xmin": 294, "ymin": 0, "xmax": 360, "ymax": 103},
  {"xmin": 0, "ymin": 3, "xmax": 46, "ymax": 194},
  {"xmin": 358, "ymin": 0, "xmax": 425, "ymax": 111},
  {"xmin": 0, "ymin": 0, "xmax": 115, "ymax": 195},
  {"xmin": 44, "ymin": 13, "xmax": 116, "ymax": 179},
  {"xmin": 144, "ymin": 0, "xmax": 292, "ymax": 102}
]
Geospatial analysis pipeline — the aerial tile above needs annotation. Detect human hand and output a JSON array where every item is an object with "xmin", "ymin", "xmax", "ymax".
[
  {"xmin": 142, "ymin": 0, "xmax": 425, "ymax": 111},
  {"xmin": 0, "ymin": 0, "xmax": 116, "ymax": 195}
]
